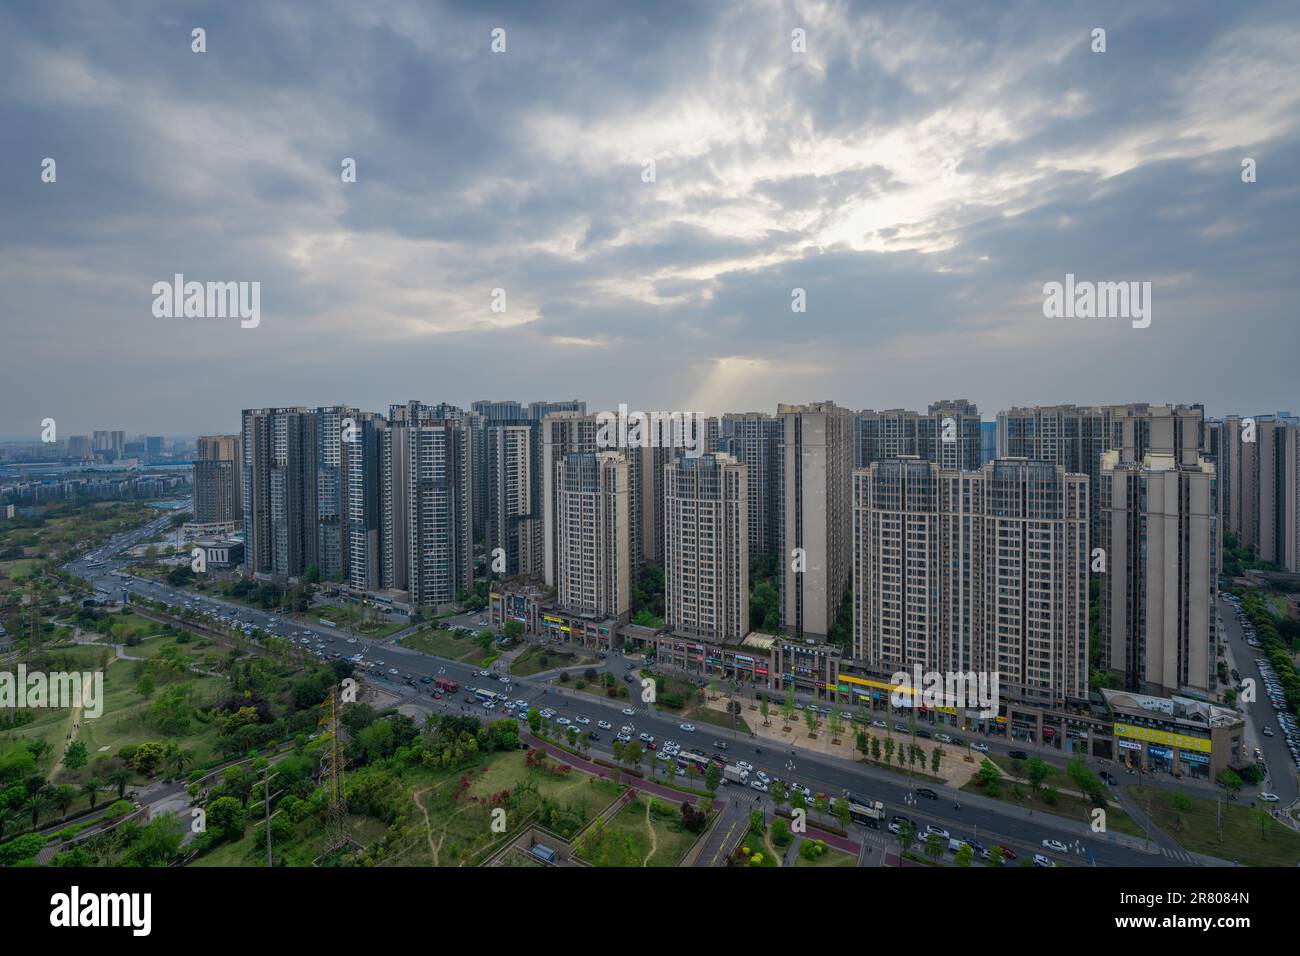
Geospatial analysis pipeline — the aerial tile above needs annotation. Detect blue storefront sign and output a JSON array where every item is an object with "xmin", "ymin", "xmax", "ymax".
[
  {"xmin": 1147, "ymin": 745, "xmax": 1172, "ymax": 759},
  {"xmin": 1178, "ymin": 750, "xmax": 1209, "ymax": 765}
]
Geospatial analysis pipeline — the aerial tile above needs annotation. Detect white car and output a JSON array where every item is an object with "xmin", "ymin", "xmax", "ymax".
[
  {"xmin": 575, "ymin": 716, "xmax": 591, "ymax": 725},
  {"xmin": 1260, "ymin": 792, "xmax": 1280, "ymax": 802},
  {"xmin": 622, "ymin": 708, "xmax": 636, "ymax": 716},
  {"xmin": 736, "ymin": 761, "xmax": 753, "ymax": 772},
  {"xmin": 479, "ymin": 670, "xmax": 490, "ymax": 678},
  {"xmin": 615, "ymin": 733, "xmax": 631, "ymax": 743},
  {"xmin": 926, "ymin": 824, "xmax": 949, "ymax": 839},
  {"xmin": 1032, "ymin": 854, "xmax": 1056, "ymax": 868},
  {"xmin": 656, "ymin": 751, "xmax": 672, "ymax": 761},
  {"xmin": 936, "ymin": 733, "xmax": 953, "ymax": 743},
  {"xmin": 789, "ymin": 783, "xmax": 811, "ymax": 798},
  {"xmin": 755, "ymin": 771, "xmax": 770, "ymax": 784},
  {"xmin": 556, "ymin": 717, "xmax": 571, "ymax": 726},
  {"xmin": 749, "ymin": 780, "xmax": 769, "ymax": 793},
  {"xmin": 597, "ymin": 720, "xmax": 612, "ymax": 730},
  {"xmin": 1041, "ymin": 839, "xmax": 1068, "ymax": 853},
  {"xmin": 388, "ymin": 668, "xmax": 399, "ymax": 675},
  {"xmin": 679, "ymin": 723, "xmax": 696, "ymax": 732}
]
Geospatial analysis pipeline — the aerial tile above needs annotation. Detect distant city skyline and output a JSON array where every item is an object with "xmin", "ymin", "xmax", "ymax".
[{"xmin": 3, "ymin": 1, "xmax": 1299, "ymax": 433}]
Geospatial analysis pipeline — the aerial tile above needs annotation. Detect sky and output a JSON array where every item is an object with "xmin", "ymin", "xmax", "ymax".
[{"xmin": 2, "ymin": 0, "xmax": 1298, "ymax": 437}]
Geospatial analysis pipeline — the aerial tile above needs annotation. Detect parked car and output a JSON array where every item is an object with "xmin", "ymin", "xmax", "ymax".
[{"xmin": 1041, "ymin": 839, "xmax": 1068, "ymax": 853}]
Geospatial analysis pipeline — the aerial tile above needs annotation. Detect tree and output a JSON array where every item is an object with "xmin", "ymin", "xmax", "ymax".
[
  {"xmin": 207, "ymin": 795, "xmax": 245, "ymax": 841},
  {"xmin": 923, "ymin": 832, "xmax": 943, "ymax": 861},
  {"xmin": 930, "ymin": 747, "xmax": 942, "ymax": 774},
  {"xmin": 705, "ymin": 763, "xmax": 722, "ymax": 793},
  {"xmin": 871, "ymin": 736, "xmax": 882, "ymax": 763},
  {"xmin": 108, "ymin": 767, "xmax": 133, "ymax": 799},
  {"xmin": 803, "ymin": 708, "xmax": 819, "ymax": 738},
  {"xmin": 828, "ymin": 711, "xmax": 843, "ymax": 741},
  {"xmin": 954, "ymin": 842, "xmax": 974, "ymax": 867},
  {"xmin": 81, "ymin": 778, "xmax": 102, "ymax": 810},
  {"xmin": 780, "ymin": 690, "xmax": 795, "ymax": 728},
  {"xmin": 833, "ymin": 797, "xmax": 851, "ymax": 830},
  {"xmin": 760, "ymin": 697, "xmax": 770, "ymax": 726},
  {"xmin": 62, "ymin": 740, "xmax": 88, "ymax": 771},
  {"xmin": 988, "ymin": 845, "xmax": 1005, "ymax": 867},
  {"xmin": 527, "ymin": 708, "xmax": 542, "ymax": 736},
  {"xmin": 883, "ymin": 737, "xmax": 895, "ymax": 766},
  {"xmin": 1023, "ymin": 756, "xmax": 1054, "ymax": 795},
  {"xmin": 769, "ymin": 780, "xmax": 786, "ymax": 810},
  {"xmin": 23, "ymin": 789, "xmax": 51, "ymax": 827},
  {"xmin": 566, "ymin": 726, "xmax": 579, "ymax": 749},
  {"xmin": 503, "ymin": 619, "xmax": 524, "ymax": 643},
  {"xmin": 52, "ymin": 784, "xmax": 75, "ymax": 817}
]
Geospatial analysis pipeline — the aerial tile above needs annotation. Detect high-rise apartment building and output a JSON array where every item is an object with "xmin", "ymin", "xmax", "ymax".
[
  {"xmin": 853, "ymin": 457, "xmax": 1089, "ymax": 707},
  {"xmin": 856, "ymin": 400, "xmax": 981, "ymax": 471},
  {"xmin": 554, "ymin": 452, "xmax": 630, "ymax": 622},
  {"xmin": 663, "ymin": 453, "xmax": 749, "ymax": 642},
  {"xmin": 314, "ymin": 405, "xmax": 358, "ymax": 582},
  {"xmin": 380, "ymin": 402, "xmax": 472, "ymax": 607},
  {"xmin": 1219, "ymin": 414, "xmax": 1300, "ymax": 572},
  {"xmin": 241, "ymin": 407, "xmax": 319, "ymax": 578},
  {"xmin": 541, "ymin": 412, "xmax": 598, "ymax": 586},
  {"xmin": 345, "ymin": 412, "xmax": 385, "ymax": 592},
  {"xmin": 777, "ymin": 401, "xmax": 855, "ymax": 641},
  {"xmin": 194, "ymin": 434, "xmax": 243, "ymax": 524},
  {"xmin": 720, "ymin": 412, "xmax": 780, "ymax": 559},
  {"xmin": 1100, "ymin": 450, "xmax": 1218, "ymax": 696}
]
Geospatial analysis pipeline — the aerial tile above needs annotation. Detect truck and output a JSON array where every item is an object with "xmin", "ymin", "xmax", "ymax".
[
  {"xmin": 847, "ymin": 798, "xmax": 885, "ymax": 828},
  {"xmin": 723, "ymin": 764, "xmax": 748, "ymax": 785}
]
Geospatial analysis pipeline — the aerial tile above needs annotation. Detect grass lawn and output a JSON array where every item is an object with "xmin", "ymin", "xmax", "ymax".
[
  {"xmin": 735, "ymin": 827, "xmax": 780, "ymax": 866},
  {"xmin": 681, "ymin": 703, "xmax": 752, "ymax": 735},
  {"xmin": 793, "ymin": 838, "xmax": 856, "ymax": 867},
  {"xmin": 401, "ymin": 627, "xmax": 492, "ymax": 664},
  {"xmin": 190, "ymin": 814, "xmax": 390, "ymax": 867},
  {"xmin": 0, "ymin": 558, "xmax": 41, "ymax": 580},
  {"xmin": 575, "ymin": 793, "xmax": 704, "ymax": 867},
  {"xmin": 510, "ymin": 644, "xmax": 597, "ymax": 678},
  {"xmin": 961, "ymin": 771, "xmax": 1145, "ymax": 838},
  {"xmin": 1129, "ymin": 785, "xmax": 1300, "ymax": 866}
]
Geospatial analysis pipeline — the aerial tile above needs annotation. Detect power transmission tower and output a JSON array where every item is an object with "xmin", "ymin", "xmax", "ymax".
[{"xmin": 318, "ymin": 685, "xmax": 354, "ymax": 862}]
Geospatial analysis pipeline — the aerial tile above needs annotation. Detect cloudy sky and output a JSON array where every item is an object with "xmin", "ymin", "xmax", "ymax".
[{"xmin": 2, "ymin": 0, "xmax": 1298, "ymax": 437}]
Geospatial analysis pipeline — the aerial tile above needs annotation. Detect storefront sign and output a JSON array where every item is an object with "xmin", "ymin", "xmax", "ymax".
[{"xmin": 1113, "ymin": 723, "xmax": 1210, "ymax": 754}]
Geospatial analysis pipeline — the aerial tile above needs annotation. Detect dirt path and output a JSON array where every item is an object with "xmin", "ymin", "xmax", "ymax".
[
  {"xmin": 411, "ymin": 785, "xmax": 441, "ymax": 864},
  {"xmin": 640, "ymin": 799, "xmax": 660, "ymax": 866}
]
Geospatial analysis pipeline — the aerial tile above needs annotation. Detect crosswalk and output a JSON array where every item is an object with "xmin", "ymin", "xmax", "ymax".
[{"xmin": 1160, "ymin": 845, "xmax": 1197, "ymax": 864}]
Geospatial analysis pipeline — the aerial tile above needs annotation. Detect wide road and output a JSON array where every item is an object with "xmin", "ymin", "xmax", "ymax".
[{"xmin": 66, "ymin": 518, "xmax": 1185, "ymax": 868}]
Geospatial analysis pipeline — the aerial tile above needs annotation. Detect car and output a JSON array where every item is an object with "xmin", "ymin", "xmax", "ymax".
[
  {"xmin": 970, "ymin": 742, "xmax": 989, "ymax": 753},
  {"xmin": 936, "ymin": 733, "xmax": 953, "ymax": 743},
  {"xmin": 749, "ymin": 780, "xmax": 769, "ymax": 793},
  {"xmin": 588, "ymin": 731, "xmax": 600, "ymax": 741},
  {"xmin": 556, "ymin": 717, "xmax": 571, "ymax": 726},
  {"xmin": 789, "ymin": 783, "xmax": 812, "ymax": 798},
  {"xmin": 925, "ymin": 824, "xmax": 949, "ymax": 839},
  {"xmin": 638, "ymin": 733, "xmax": 655, "ymax": 743},
  {"xmin": 871, "ymin": 720, "xmax": 887, "ymax": 729},
  {"xmin": 1263, "ymin": 727, "xmax": 1275, "ymax": 737},
  {"xmin": 994, "ymin": 844, "xmax": 1017, "ymax": 859},
  {"xmin": 499, "ymin": 676, "xmax": 510, "ymax": 684},
  {"xmin": 481, "ymin": 700, "xmax": 494, "ymax": 710},
  {"xmin": 663, "ymin": 740, "xmax": 679, "ymax": 751},
  {"xmin": 388, "ymin": 668, "xmax": 399, "ymax": 675},
  {"xmin": 916, "ymin": 729, "xmax": 932, "ymax": 739},
  {"xmin": 419, "ymin": 676, "xmax": 433, "ymax": 684},
  {"xmin": 479, "ymin": 670, "xmax": 490, "ymax": 678},
  {"xmin": 713, "ymin": 740, "xmax": 728, "ymax": 750},
  {"xmin": 615, "ymin": 732, "xmax": 631, "ymax": 743},
  {"xmin": 597, "ymin": 720, "xmax": 612, "ymax": 730},
  {"xmin": 887, "ymin": 820, "xmax": 906, "ymax": 835},
  {"xmin": 1099, "ymin": 771, "xmax": 1118, "ymax": 786},
  {"xmin": 1009, "ymin": 750, "xmax": 1029, "ymax": 760},
  {"xmin": 736, "ymin": 761, "xmax": 753, "ymax": 772},
  {"xmin": 1032, "ymin": 854, "xmax": 1056, "ymax": 868},
  {"xmin": 622, "ymin": 708, "xmax": 636, "ymax": 716},
  {"xmin": 1041, "ymin": 839, "xmax": 1068, "ymax": 853},
  {"xmin": 893, "ymin": 723, "xmax": 908, "ymax": 732},
  {"xmin": 575, "ymin": 716, "xmax": 590, "ymax": 725},
  {"xmin": 679, "ymin": 723, "xmax": 696, "ymax": 732},
  {"xmin": 755, "ymin": 771, "xmax": 770, "ymax": 784},
  {"xmin": 1260, "ymin": 792, "xmax": 1280, "ymax": 802},
  {"xmin": 916, "ymin": 788, "xmax": 938, "ymax": 800}
]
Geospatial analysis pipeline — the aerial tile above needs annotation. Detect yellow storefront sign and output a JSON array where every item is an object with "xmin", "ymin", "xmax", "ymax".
[{"xmin": 1113, "ymin": 723, "xmax": 1211, "ymax": 754}]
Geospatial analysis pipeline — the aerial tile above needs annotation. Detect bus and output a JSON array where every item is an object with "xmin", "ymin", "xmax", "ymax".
[
  {"xmin": 434, "ymin": 677, "xmax": 460, "ymax": 693},
  {"xmin": 474, "ymin": 687, "xmax": 501, "ymax": 704},
  {"xmin": 676, "ymin": 752, "xmax": 711, "ymax": 774},
  {"xmin": 847, "ymin": 797, "xmax": 884, "ymax": 828}
]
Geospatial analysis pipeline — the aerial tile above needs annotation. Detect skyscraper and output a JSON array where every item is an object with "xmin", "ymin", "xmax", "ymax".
[
  {"xmin": 1100, "ymin": 449, "xmax": 1218, "ymax": 696},
  {"xmin": 381, "ymin": 401, "xmax": 472, "ymax": 608},
  {"xmin": 856, "ymin": 400, "xmax": 981, "ymax": 471},
  {"xmin": 555, "ymin": 452, "xmax": 630, "ymax": 622},
  {"xmin": 194, "ymin": 434, "xmax": 242, "ymax": 524},
  {"xmin": 720, "ymin": 412, "xmax": 780, "ymax": 560},
  {"xmin": 664, "ymin": 453, "xmax": 749, "ymax": 642},
  {"xmin": 777, "ymin": 401, "xmax": 855, "ymax": 641},
  {"xmin": 853, "ymin": 457, "xmax": 1089, "ymax": 706},
  {"xmin": 241, "ymin": 407, "xmax": 319, "ymax": 578}
]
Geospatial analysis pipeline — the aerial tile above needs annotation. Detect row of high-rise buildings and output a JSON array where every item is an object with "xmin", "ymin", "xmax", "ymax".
[{"xmin": 193, "ymin": 398, "xmax": 1299, "ymax": 712}]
